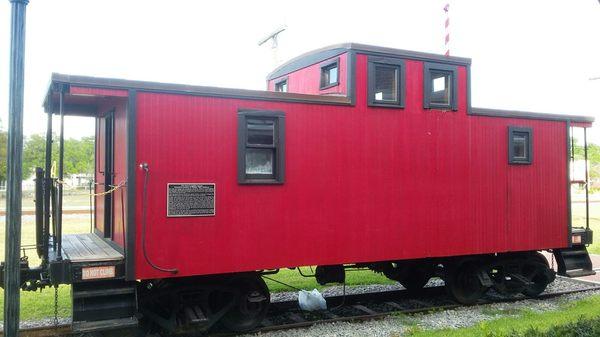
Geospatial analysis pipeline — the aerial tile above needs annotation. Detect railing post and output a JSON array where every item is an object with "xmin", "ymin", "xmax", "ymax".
[
  {"xmin": 43, "ymin": 104, "xmax": 53, "ymax": 263},
  {"xmin": 57, "ymin": 87, "xmax": 65, "ymax": 259},
  {"xmin": 584, "ymin": 127, "xmax": 589, "ymax": 231},
  {"xmin": 3, "ymin": 1, "xmax": 29, "ymax": 337}
]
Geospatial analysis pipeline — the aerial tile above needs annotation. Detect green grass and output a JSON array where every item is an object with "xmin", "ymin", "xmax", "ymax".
[
  {"xmin": 0, "ymin": 286, "xmax": 73, "ymax": 321},
  {"xmin": 263, "ymin": 268, "xmax": 395, "ymax": 292},
  {"xmin": 405, "ymin": 294, "xmax": 600, "ymax": 337}
]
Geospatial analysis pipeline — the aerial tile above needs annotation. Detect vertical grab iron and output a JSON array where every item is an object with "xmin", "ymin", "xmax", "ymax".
[
  {"xmin": 56, "ymin": 87, "xmax": 65, "ymax": 260},
  {"xmin": 584, "ymin": 127, "xmax": 589, "ymax": 232},
  {"xmin": 43, "ymin": 103, "xmax": 53, "ymax": 263}
]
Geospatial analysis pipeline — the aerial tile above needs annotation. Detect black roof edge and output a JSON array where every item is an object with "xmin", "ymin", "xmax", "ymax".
[
  {"xmin": 43, "ymin": 73, "xmax": 353, "ymax": 110},
  {"xmin": 43, "ymin": 74, "xmax": 594, "ymax": 125},
  {"xmin": 266, "ymin": 42, "xmax": 472, "ymax": 80},
  {"xmin": 471, "ymin": 107, "xmax": 594, "ymax": 124}
]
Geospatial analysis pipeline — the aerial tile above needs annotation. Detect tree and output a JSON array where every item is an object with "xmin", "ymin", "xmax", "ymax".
[
  {"xmin": 573, "ymin": 140, "xmax": 600, "ymax": 164},
  {"xmin": 63, "ymin": 136, "xmax": 94, "ymax": 175},
  {"xmin": 22, "ymin": 134, "xmax": 94, "ymax": 179},
  {"xmin": 22, "ymin": 133, "xmax": 53, "ymax": 179}
]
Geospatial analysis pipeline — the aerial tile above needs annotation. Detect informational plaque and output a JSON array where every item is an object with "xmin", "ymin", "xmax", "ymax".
[{"xmin": 167, "ymin": 183, "xmax": 215, "ymax": 217}]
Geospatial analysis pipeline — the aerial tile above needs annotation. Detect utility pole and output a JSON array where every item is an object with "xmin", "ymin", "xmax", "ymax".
[{"xmin": 4, "ymin": 1, "xmax": 29, "ymax": 337}]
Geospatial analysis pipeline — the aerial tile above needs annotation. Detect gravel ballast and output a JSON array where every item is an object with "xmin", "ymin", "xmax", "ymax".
[{"xmin": 254, "ymin": 278, "xmax": 600, "ymax": 337}]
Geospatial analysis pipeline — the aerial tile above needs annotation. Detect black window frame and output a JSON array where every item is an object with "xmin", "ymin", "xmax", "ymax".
[
  {"xmin": 508, "ymin": 126, "xmax": 533, "ymax": 164},
  {"xmin": 238, "ymin": 110, "xmax": 285, "ymax": 184},
  {"xmin": 423, "ymin": 62, "xmax": 458, "ymax": 111},
  {"xmin": 319, "ymin": 58, "xmax": 340, "ymax": 90},
  {"xmin": 274, "ymin": 77, "xmax": 288, "ymax": 92},
  {"xmin": 367, "ymin": 56, "xmax": 406, "ymax": 108}
]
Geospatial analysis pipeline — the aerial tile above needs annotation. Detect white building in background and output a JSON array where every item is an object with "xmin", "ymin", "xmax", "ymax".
[
  {"xmin": 570, "ymin": 159, "xmax": 599, "ymax": 191},
  {"xmin": 571, "ymin": 160, "xmax": 588, "ymax": 184},
  {"xmin": 65, "ymin": 173, "xmax": 94, "ymax": 188},
  {"xmin": 20, "ymin": 173, "xmax": 93, "ymax": 192}
]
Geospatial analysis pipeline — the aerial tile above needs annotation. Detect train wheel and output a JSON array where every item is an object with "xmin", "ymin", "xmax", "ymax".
[
  {"xmin": 521, "ymin": 253, "xmax": 554, "ymax": 297},
  {"xmin": 219, "ymin": 274, "xmax": 270, "ymax": 332},
  {"xmin": 383, "ymin": 262, "xmax": 431, "ymax": 291},
  {"xmin": 490, "ymin": 256, "xmax": 530, "ymax": 296},
  {"xmin": 446, "ymin": 262, "xmax": 488, "ymax": 304},
  {"xmin": 399, "ymin": 270, "xmax": 431, "ymax": 291},
  {"xmin": 399, "ymin": 272, "xmax": 430, "ymax": 291}
]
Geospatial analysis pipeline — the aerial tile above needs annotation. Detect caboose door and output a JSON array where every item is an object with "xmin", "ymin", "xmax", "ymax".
[{"xmin": 95, "ymin": 110, "xmax": 115, "ymax": 239}]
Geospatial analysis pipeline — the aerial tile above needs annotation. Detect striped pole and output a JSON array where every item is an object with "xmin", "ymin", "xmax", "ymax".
[{"xmin": 444, "ymin": 3, "xmax": 450, "ymax": 56}]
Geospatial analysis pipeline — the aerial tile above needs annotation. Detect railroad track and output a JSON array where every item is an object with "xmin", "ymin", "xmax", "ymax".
[{"xmin": 5, "ymin": 277, "xmax": 600, "ymax": 337}]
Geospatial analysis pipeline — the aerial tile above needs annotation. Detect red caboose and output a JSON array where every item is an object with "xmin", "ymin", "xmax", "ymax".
[{"xmin": 7, "ymin": 43, "xmax": 595, "ymax": 333}]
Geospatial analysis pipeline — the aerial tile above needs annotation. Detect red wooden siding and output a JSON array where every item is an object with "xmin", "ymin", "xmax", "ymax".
[
  {"xmin": 112, "ymin": 102, "xmax": 128, "ymax": 248},
  {"xmin": 268, "ymin": 53, "xmax": 347, "ymax": 96},
  {"xmin": 94, "ymin": 117, "xmax": 105, "ymax": 233},
  {"xmin": 133, "ymin": 52, "xmax": 568, "ymax": 279}
]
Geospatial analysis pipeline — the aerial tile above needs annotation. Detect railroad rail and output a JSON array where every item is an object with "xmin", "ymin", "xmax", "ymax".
[{"xmin": 3, "ymin": 277, "xmax": 599, "ymax": 337}]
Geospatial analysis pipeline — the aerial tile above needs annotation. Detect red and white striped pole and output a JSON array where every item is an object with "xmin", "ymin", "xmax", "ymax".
[{"xmin": 444, "ymin": 3, "xmax": 450, "ymax": 56}]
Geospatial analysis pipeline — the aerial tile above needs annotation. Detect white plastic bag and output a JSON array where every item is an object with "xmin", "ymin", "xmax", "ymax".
[{"xmin": 298, "ymin": 289, "xmax": 327, "ymax": 311}]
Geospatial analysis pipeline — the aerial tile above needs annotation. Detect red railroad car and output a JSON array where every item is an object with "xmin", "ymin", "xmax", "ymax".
[{"xmin": 4, "ymin": 43, "xmax": 595, "ymax": 333}]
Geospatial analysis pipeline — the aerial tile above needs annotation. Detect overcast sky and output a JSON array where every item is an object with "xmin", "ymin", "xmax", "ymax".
[{"xmin": 0, "ymin": 0, "xmax": 599, "ymax": 143}]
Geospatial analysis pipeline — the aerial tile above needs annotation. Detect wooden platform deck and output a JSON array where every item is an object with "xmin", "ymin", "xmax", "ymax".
[{"xmin": 62, "ymin": 233, "xmax": 123, "ymax": 262}]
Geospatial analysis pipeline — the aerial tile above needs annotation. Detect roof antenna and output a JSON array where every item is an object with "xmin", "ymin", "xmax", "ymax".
[{"xmin": 258, "ymin": 25, "xmax": 287, "ymax": 66}]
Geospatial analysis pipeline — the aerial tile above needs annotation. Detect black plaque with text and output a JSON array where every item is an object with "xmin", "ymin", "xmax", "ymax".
[{"xmin": 167, "ymin": 183, "xmax": 215, "ymax": 217}]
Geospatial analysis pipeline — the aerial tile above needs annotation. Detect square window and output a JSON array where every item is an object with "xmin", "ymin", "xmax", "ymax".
[
  {"xmin": 512, "ymin": 133, "xmax": 528, "ymax": 160},
  {"xmin": 508, "ymin": 127, "xmax": 532, "ymax": 164},
  {"xmin": 320, "ymin": 58, "xmax": 340, "ymax": 89},
  {"xmin": 238, "ymin": 110, "xmax": 285, "ymax": 184},
  {"xmin": 423, "ymin": 63, "xmax": 458, "ymax": 110},
  {"xmin": 368, "ymin": 57, "xmax": 405, "ymax": 107},
  {"xmin": 274, "ymin": 79, "xmax": 288, "ymax": 92}
]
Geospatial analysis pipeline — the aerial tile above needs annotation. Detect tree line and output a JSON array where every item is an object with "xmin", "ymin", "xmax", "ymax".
[{"xmin": 0, "ymin": 119, "xmax": 94, "ymax": 182}]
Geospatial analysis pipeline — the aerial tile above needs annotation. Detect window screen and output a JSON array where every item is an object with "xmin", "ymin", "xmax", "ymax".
[
  {"xmin": 245, "ymin": 119, "xmax": 275, "ymax": 174},
  {"xmin": 508, "ymin": 126, "xmax": 532, "ymax": 164},
  {"xmin": 238, "ymin": 111, "xmax": 285, "ymax": 183},
  {"xmin": 368, "ymin": 56, "xmax": 405, "ymax": 107},
  {"xmin": 374, "ymin": 65, "xmax": 398, "ymax": 102}
]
